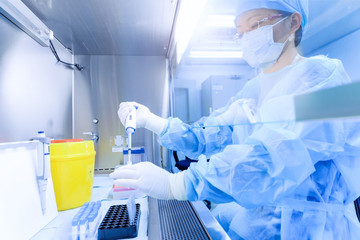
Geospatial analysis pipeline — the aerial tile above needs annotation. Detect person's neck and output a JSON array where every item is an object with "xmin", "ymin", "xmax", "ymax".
[{"xmin": 263, "ymin": 46, "xmax": 299, "ymax": 74}]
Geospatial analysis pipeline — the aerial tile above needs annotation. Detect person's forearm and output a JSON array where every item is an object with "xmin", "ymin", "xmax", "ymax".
[{"xmin": 144, "ymin": 113, "xmax": 168, "ymax": 135}]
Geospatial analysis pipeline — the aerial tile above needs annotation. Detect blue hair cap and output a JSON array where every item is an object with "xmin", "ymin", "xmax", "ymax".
[{"xmin": 236, "ymin": 0, "xmax": 309, "ymax": 31}]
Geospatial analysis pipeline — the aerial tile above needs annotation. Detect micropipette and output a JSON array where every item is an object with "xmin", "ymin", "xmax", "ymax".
[
  {"xmin": 125, "ymin": 106, "xmax": 137, "ymax": 165},
  {"xmin": 33, "ymin": 131, "xmax": 51, "ymax": 215},
  {"xmin": 125, "ymin": 106, "xmax": 137, "ymax": 220}
]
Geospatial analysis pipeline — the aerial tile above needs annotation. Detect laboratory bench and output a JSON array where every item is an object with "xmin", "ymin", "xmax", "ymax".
[{"xmin": 31, "ymin": 174, "xmax": 230, "ymax": 240}]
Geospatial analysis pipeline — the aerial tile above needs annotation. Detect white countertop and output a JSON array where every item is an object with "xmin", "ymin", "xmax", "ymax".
[{"xmin": 31, "ymin": 174, "xmax": 148, "ymax": 240}]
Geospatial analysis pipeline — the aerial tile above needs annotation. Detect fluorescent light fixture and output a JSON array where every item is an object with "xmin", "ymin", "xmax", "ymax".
[
  {"xmin": 206, "ymin": 15, "xmax": 236, "ymax": 28},
  {"xmin": 189, "ymin": 50, "xmax": 243, "ymax": 59},
  {"xmin": 0, "ymin": 0, "xmax": 53, "ymax": 47},
  {"xmin": 174, "ymin": 0, "xmax": 208, "ymax": 64}
]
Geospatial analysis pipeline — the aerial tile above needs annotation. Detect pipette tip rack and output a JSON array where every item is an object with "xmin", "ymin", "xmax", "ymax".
[{"xmin": 98, "ymin": 204, "xmax": 141, "ymax": 240}]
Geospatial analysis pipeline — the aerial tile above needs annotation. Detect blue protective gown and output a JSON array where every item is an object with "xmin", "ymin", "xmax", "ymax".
[{"xmin": 159, "ymin": 56, "xmax": 360, "ymax": 239}]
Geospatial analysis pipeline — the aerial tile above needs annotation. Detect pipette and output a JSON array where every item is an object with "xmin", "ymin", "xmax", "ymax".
[
  {"xmin": 33, "ymin": 131, "xmax": 51, "ymax": 215},
  {"xmin": 127, "ymin": 134, "xmax": 132, "ymax": 165},
  {"xmin": 125, "ymin": 106, "xmax": 137, "ymax": 222},
  {"xmin": 125, "ymin": 106, "xmax": 137, "ymax": 165}
]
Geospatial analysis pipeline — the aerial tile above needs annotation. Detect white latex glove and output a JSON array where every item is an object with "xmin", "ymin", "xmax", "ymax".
[
  {"xmin": 117, "ymin": 102, "xmax": 168, "ymax": 135},
  {"xmin": 118, "ymin": 102, "xmax": 150, "ymax": 128},
  {"xmin": 110, "ymin": 162, "xmax": 187, "ymax": 200},
  {"xmin": 215, "ymin": 99, "xmax": 257, "ymax": 126}
]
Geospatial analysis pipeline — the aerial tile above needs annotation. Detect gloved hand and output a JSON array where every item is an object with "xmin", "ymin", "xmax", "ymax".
[
  {"xmin": 118, "ymin": 102, "xmax": 168, "ymax": 135},
  {"xmin": 109, "ymin": 162, "xmax": 187, "ymax": 200},
  {"xmin": 118, "ymin": 102, "xmax": 150, "ymax": 128},
  {"xmin": 215, "ymin": 99, "xmax": 257, "ymax": 126}
]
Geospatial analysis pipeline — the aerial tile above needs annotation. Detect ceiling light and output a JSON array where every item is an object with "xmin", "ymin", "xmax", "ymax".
[
  {"xmin": 189, "ymin": 50, "xmax": 243, "ymax": 59},
  {"xmin": 206, "ymin": 15, "xmax": 236, "ymax": 28}
]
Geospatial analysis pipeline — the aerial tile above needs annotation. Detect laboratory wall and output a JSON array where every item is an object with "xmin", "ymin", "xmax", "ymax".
[
  {"xmin": 0, "ymin": 14, "xmax": 73, "ymax": 142},
  {"xmin": 310, "ymin": 29, "xmax": 360, "ymax": 82},
  {"xmin": 74, "ymin": 55, "xmax": 169, "ymax": 171}
]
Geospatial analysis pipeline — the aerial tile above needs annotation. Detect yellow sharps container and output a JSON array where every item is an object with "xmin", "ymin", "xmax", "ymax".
[{"xmin": 50, "ymin": 139, "xmax": 96, "ymax": 211}]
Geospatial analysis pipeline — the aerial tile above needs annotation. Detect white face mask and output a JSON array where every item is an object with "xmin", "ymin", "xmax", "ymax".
[{"xmin": 239, "ymin": 17, "xmax": 290, "ymax": 69}]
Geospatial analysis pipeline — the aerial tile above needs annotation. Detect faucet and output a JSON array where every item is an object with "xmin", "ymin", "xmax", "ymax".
[{"xmin": 83, "ymin": 132, "xmax": 99, "ymax": 143}]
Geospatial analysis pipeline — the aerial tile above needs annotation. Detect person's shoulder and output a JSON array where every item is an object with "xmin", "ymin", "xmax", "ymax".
[
  {"xmin": 299, "ymin": 55, "xmax": 351, "ymax": 90},
  {"xmin": 303, "ymin": 55, "xmax": 343, "ymax": 73}
]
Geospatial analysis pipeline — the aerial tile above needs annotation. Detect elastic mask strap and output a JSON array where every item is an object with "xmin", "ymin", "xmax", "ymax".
[
  {"xmin": 272, "ymin": 16, "xmax": 292, "ymax": 47},
  {"xmin": 292, "ymin": 54, "xmax": 301, "ymax": 64},
  {"xmin": 272, "ymin": 16, "xmax": 289, "ymax": 28}
]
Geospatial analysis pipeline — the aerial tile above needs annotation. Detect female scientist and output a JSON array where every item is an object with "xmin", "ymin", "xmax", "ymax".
[{"xmin": 111, "ymin": 0, "xmax": 360, "ymax": 238}]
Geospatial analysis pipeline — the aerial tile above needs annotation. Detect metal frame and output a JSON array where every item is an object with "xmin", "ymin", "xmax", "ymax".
[{"xmin": 0, "ymin": 0, "xmax": 52, "ymax": 46}]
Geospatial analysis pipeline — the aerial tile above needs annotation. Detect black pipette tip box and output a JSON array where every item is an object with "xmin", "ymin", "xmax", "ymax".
[{"xmin": 98, "ymin": 204, "xmax": 141, "ymax": 240}]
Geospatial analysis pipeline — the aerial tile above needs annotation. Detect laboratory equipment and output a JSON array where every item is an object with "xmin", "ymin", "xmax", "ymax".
[
  {"xmin": 98, "ymin": 203, "xmax": 141, "ymax": 240},
  {"xmin": 0, "ymin": 0, "xmax": 53, "ymax": 46},
  {"xmin": 125, "ymin": 106, "xmax": 137, "ymax": 165},
  {"xmin": 112, "ymin": 184, "xmax": 146, "ymax": 200},
  {"xmin": 83, "ymin": 131, "xmax": 99, "ymax": 143},
  {"xmin": 0, "ymin": 141, "xmax": 58, "ymax": 239},
  {"xmin": 72, "ymin": 201, "xmax": 102, "ymax": 240},
  {"xmin": 50, "ymin": 139, "xmax": 96, "ymax": 210},
  {"xmin": 118, "ymin": 101, "xmax": 168, "ymax": 135},
  {"xmin": 122, "ymin": 146, "xmax": 145, "ymax": 164},
  {"xmin": 148, "ymin": 199, "xmax": 211, "ymax": 240},
  {"xmin": 33, "ymin": 131, "xmax": 51, "ymax": 214},
  {"xmin": 126, "ymin": 194, "xmax": 136, "ymax": 225}
]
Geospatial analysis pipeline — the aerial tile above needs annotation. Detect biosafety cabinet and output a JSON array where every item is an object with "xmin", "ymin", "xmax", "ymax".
[
  {"xmin": 0, "ymin": 0, "xmax": 231, "ymax": 239},
  {"xmin": 2, "ymin": 0, "xmax": 360, "ymax": 239}
]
